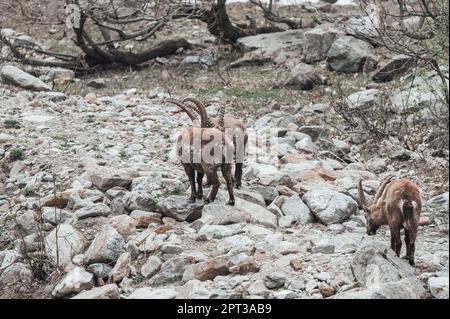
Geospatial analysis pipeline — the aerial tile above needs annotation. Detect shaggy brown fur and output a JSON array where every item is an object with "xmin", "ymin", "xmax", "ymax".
[
  {"xmin": 181, "ymin": 96, "xmax": 248, "ymax": 189},
  {"xmin": 358, "ymin": 177, "xmax": 422, "ymax": 266},
  {"xmin": 176, "ymin": 127, "xmax": 235, "ymax": 205}
]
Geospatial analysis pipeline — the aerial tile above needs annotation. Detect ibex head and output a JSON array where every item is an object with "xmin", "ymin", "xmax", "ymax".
[{"xmin": 358, "ymin": 176, "xmax": 394, "ymax": 235}]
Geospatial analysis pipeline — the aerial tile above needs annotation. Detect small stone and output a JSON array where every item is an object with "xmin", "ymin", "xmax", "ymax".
[
  {"xmin": 312, "ymin": 239, "xmax": 335, "ymax": 254},
  {"xmin": 127, "ymin": 287, "xmax": 176, "ymax": 299},
  {"xmin": 264, "ymin": 272, "xmax": 287, "ymax": 289},
  {"xmin": 87, "ymin": 78, "xmax": 107, "ymax": 89},
  {"xmin": 71, "ymin": 284, "xmax": 119, "ymax": 299},
  {"xmin": 141, "ymin": 256, "xmax": 162, "ymax": 279},
  {"xmin": 108, "ymin": 252, "xmax": 131, "ymax": 283},
  {"xmin": 290, "ymin": 258, "xmax": 303, "ymax": 271},
  {"xmin": 319, "ymin": 282, "xmax": 336, "ymax": 298},
  {"xmin": 108, "ymin": 215, "xmax": 137, "ymax": 238},
  {"xmin": 130, "ymin": 210, "xmax": 162, "ymax": 227},
  {"xmin": 75, "ymin": 203, "xmax": 111, "ymax": 219}
]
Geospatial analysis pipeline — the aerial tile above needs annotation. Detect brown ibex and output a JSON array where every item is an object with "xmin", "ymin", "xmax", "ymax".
[
  {"xmin": 358, "ymin": 176, "xmax": 422, "ymax": 266},
  {"xmin": 174, "ymin": 100, "xmax": 235, "ymax": 205},
  {"xmin": 167, "ymin": 96, "xmax": 248, "ymax": 189}
]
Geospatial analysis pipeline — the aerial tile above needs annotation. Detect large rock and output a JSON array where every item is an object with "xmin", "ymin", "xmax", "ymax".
[
  {"xmin": 155, "ymin": 195, "xmax": 204, "ymax": 222},
  {"xmin": 0, "ymin": 263, "xmax": 33, "ymax": 287},
  {"xmin": 303, "ymin": 189, "xmax": 358, "ymax": 225},
  {"xmin": 346, "ymin": 89, "xmax": 382, "ymax": 109},
  {"xmin": 124, "ymin": 191, "xmax": 157, "ymax": 212},
  {"xmin": 75, "ymin": 203, "xmax": 111, "ymax": 219},
  {"xmin": 284, "ymin": 63, "xmax": 326, "ymax": 90},
  {"xmin": 327, "ymin": 36, "xmax": 375, "ymax": 73},
  {"xmin": 129, "ymin": 210, "xmax": 162, "ymax": 227},
  {"xmin": 15, "ymin": 211, "xmax": 38, "ymax": 236},
  {"xmin": 237, "ymin": 29, "xmax": 305, "ymax": 55},
  {"xmin": 426, "ymin": 192, "xmax": 449, "ymax": 213},
  {"xmin": 280, "ymin": 195, "xmax": 314, "ymax": 224},
  {"xmin": 344, "ymin": 5, "xmax": 381, "ymax": 43},
  {"xmin": 182, "ymin": 256, "xmax": 230, "ymax": 282},
  {"xmin": 108, "ymin": 215, "xmax": 137, "ymax": 238},
  {"xmin": 176, "ymin": 279, "xmax": 214, "ymax": 299},
  {"xmin": 108, "ymin": 252, "xmax": 131, "ymax": 283},
  {"xmin": 1, "ymin": 65, "xmax": 51, "ymax": 91},
  {"xmin": 303, "ymin": 24, "xmax": 344, "ymax": 63},
  {"xmin": 87, "ymin": 168, "xmax": 136, "ymax": 191},
  {"xmin": 150, "ymin": 256, "xmax": 196, "ymax": 285},
  {"xmin": 389, "ymin": 73, "xmax": 448, "ymax": 113},
  {"xmin": 333, "ymin": 279, "xmax": 421, "ymax": 299},
  {"xmin": 352, "ymin": 239, "xmax": 425, "ymax": 296},
  {"xmin": 0, "ymin": 250, "xmax": 20, "ymax": 276},
  {"xmin": 42, "ymin": 207, "xmax": 72, "ymax": 225},
  {"xmin": 84, "ymin": 225, "xmax": 125, "ymax": 265},
  {"xmin": 127, "ymin": 287, "xmax": 177, "ymax": 299},
  {"xmin": 71, "ymin": 284, "xmax": 120, "ymax": 299},
  {"xmin": 372, "ymin": 55, "xmax": 415, "ymax": 82},
  {"xmin": 427, "ymin": 277, "xmax": 449, "ymax": 299},
  {"xmin": 200, "ymin": 191, "xmax": 277, "ymax": 228},
  {"xmin": 141, "ymin": 256, "xmax": 162, "ymax": 279},
  {"xmin": 52, "ymin": 267, "xmax": 94, "ymax": 298},
  {"xmin": 45, "ymin": 224, "xmax": 87, "ymax": 267}
]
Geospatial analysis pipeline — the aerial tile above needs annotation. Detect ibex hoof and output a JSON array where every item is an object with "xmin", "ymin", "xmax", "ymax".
[
  {"xmin": 234, "ymin": 183, "xmax": 241, "ymax": 189},
  {"xmin": 188, "ymin": 197, "xmax": 195, "ymax": 203},
  {"xmin": 227, "ymin": 200, "xmax": 235, "ymax": 206},
  {"xmin": 196, "ymin": 193, "xmax": 203, "ymax": 199},
  {"xmin": 204, "ymin": 198, "xmax": 211, "ymax": 204}
]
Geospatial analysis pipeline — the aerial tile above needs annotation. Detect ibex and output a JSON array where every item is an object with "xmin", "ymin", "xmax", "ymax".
[
  {"xmin": 174, "ymin": 100, "xmax": 235, "ymax": 205},
  {"xmin": 358, "ymin": 176, "xmax": 422, "ymax": 266},
  {"xmin": 166, "ymin": 96, "xmax": 248, "ymax": 189}
]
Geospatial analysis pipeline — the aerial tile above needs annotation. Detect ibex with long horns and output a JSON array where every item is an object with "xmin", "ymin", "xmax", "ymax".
[
  {"xmin": 358, "ymin": 176, "xmax": 422, "ymax": 266},
  {"xmin": 166, "ymin": 96, "xmax": 248, "ymax": 189},
  {"xmin": 174, "ymin": 100, "xmax": 235, "ymax": 205}
]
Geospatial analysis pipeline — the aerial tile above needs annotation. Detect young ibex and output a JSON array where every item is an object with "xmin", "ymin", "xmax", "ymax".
[
  {"xmin": 174, "ymin": 101, "xmax": 235, "ymax": 205},
  {"xmin": 358, "ymin": 176, "xmax": 422, "ymax": 266},
  {"xmin": 167, "ymin": 96, "xmax": 248, "ymax": 189}
]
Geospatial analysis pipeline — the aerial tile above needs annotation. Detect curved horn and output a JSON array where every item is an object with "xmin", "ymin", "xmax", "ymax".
[
  {"xmin": 374, "ymin": 175, "xmax": 394, "ymax": 202},
  {"xmin": 358, "ymin": 179, "xmax": 369, "ymax": 210},
  {"xmin": 164, "ymin": 99, "xmax": 196, "ymax": 122},
  {"xmin": 183, "ymin": 96, "xmax": 214, "ymax": 128}
]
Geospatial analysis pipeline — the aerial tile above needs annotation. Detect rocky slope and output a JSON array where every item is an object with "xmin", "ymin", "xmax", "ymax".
[{"xmin": 0, "ymin": 1, "xmax": 448, "ymax": 299}]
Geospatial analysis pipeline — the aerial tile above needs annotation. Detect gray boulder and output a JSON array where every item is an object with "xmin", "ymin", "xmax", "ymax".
[
  {"xmin": 1, "ymin": 65, "xmax": 51, "ymax": 91},
  {"xmin": 352, "ymin": 238, "xmax": 425, "ymax": 296},
  {"xmin": 281, "ymin": 195, "xmax": 314, "ymax": 224},
  {"xmin": 303, "ymin": 24, "xmax": 344, "ymax": 63},
  {"xmin": 327, "ymin": 36, "xmax": 375, "ymax": 73},
  {"xmin": 45, "ymin": 224, "xmax": 87, "ymax": 267},
  {"xmin": 372, "ymin": 55, "xmax": 415, "ymax": 82},
  {"xmin": 155, "ymin": 195, "xmax": 204, "ymax": 222},
  {"xmin": 84, "ymin": 225, "xmax": 125, "ymax": 265},
  {"xmin": 52, "ymin": 267, "xmax": 94, "ymax": 298},
  {"xmin": 237, "ymin": 29, "xmax": 305, "ymax": 55},
  {"xmin": 427, "ymin": 277, "xmax": 449, "ymax": 299},
  {"xmin": 303, "ymin": 189, "xmax": 358, "ymax": 225}
]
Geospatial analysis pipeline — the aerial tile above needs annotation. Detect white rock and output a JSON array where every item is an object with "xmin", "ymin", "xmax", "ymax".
[
  {"xmin": 52, "ymin": 267, "xmax": 94, "ymax": 298},
  {"xmin": 428, "ymin": 277, "xmax": 449, "ymax": 299},
  {"xmin": 127, "ymin": 287, "xmax": 176, "ymax": 299},
  {"xmin": 281, "ymin": 195, "xmax": 314, "ymax": 224},
  {"xmin": 303, "ymin": 189, "xmax": 358, "ymax": 225},
  {"xmin": 1, "ymin": 65, "xmax": 51, "ymax": 91},
  {"xmin": 45, "ymin": 224, "xmax": 87, "ymax": 267}
]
